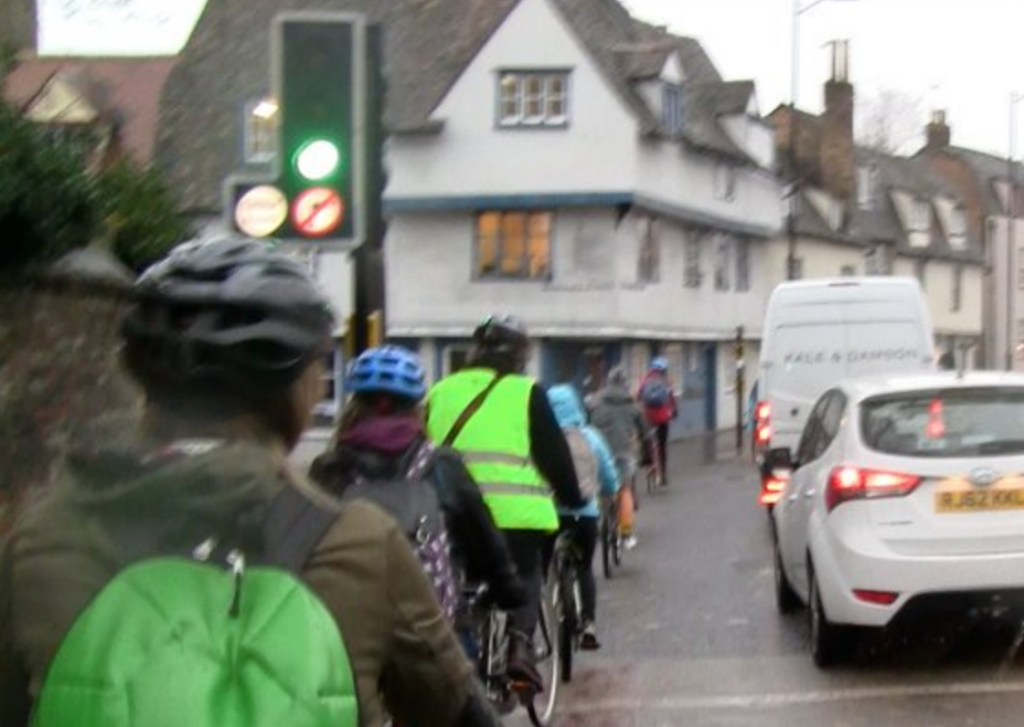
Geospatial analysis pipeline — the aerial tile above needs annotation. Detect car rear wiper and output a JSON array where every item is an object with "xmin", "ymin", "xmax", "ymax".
[{"xmin": 976, "ymin": 440, "xmax": 1024, "ymax": 455}]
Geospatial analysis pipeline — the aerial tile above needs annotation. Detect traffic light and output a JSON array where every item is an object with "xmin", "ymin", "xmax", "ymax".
[{"xmin": 273, "ymin": 13, "xmax": 366, "ymax": 246}]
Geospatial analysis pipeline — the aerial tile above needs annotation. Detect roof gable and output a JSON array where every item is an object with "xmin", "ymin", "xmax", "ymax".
[
  {"xmin": 4, "ymin": 57, "xmax": 176, "ymax": 164},
  {"xmin": 22, "ymin": 71, "xmax": 101, "ymax": 124}
]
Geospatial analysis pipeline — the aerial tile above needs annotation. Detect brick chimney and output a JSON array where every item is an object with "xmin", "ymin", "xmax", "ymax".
[
  {"xmin": 819, "ymin": 40, "xmax": 855, "ymax": 200},
  {"xmin": 925, "ymin": 110, "xmax": 951, "ymax": 151}
]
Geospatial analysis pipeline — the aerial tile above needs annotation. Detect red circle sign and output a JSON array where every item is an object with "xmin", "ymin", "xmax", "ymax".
[{"xmin": 291, "ymin": 187, "xmax": 345, "ymax": 237}]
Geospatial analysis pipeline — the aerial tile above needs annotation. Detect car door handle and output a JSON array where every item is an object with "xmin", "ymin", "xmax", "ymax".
[{"xmin": 803, "ymin": 488, "xmax": 815, "ymax": 499}]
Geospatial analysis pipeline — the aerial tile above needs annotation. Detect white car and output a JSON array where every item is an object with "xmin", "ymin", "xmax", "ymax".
[{"xmin": 770, "ymin": 371, "xmax": 1024, "ymax": 667}]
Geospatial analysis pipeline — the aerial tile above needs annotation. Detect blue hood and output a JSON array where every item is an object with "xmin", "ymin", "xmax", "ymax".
[{"xmin": 547, "ymin": 384, "xmax": 587, "ymax": 428}]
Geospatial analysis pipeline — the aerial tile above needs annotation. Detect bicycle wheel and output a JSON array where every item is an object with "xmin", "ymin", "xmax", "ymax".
[{"xmin": 526, "ymin": 585, "xmax": 560, "ymax": 727}]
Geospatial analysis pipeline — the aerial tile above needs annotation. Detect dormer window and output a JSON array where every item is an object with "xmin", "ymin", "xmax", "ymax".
[
  {"xmin": 827, "ymin": 200, "xmax": 844, "ymax": 231},
  {"xmin": 498, "ymin": 71, "xmax": 570, "ymax": 128},
  {"xmin": 662, "ymin": 82, "xmax": 683, "ymax": 135},
  {"xmin": 857, "ymin": 165, "xmax": 877, "ymax": 210},
  {"xmin": 911, "ymin": 199, "xmax": 931, "ymax": 232}
]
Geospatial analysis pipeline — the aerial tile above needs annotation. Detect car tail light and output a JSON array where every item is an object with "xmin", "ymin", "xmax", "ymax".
[
  {"xmin": 852, "ymin": 589, "xmax": 899, "ymax": 606},
  {"xmin": 826, "ymin": 466, "xmax": 921, "ymax": 512}
]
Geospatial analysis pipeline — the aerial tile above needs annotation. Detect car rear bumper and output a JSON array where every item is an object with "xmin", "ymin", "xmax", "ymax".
[{"xmin": 809, "ymin": 519, "xmax": 1024, "ymax": 628}]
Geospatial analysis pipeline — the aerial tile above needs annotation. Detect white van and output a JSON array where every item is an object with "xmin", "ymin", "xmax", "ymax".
[{"xmin": 755, "ymin": 278, "xmax": 935, "ymax": 499}]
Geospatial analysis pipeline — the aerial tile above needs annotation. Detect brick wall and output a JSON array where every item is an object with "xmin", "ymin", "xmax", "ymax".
[{"xmin": 0, "ymin": 277, "xmax": 141, "ymax": 535}]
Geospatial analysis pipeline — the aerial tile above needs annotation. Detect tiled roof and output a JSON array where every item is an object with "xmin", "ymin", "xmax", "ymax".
[
  {"xmin": 948, "ymin": 146, "xmax": 1024, "ymax": 215},
  {"xmin": 157, "ymin": 0, "xmax": 748, "ymax": 211},
  {"xmin": 3, "ymin": 56, "xmax": 176, "ymax": 165}
]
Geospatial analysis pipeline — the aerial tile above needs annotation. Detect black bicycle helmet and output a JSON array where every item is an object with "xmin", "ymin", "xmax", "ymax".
[
  {"xmin": 121, "ymin": 236, "xmax": 334, "ymax": 401},
  {"xmin": 472, "ymin": 314, "xmax": 528, "ymax": 353}
]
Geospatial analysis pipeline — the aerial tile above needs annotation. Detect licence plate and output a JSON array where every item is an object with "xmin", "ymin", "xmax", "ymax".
[{"xmin": 935, "ymin": 488, "xmax": 1024, "ymax": 513}]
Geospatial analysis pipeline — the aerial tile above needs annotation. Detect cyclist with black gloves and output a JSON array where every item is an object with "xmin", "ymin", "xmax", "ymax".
[
  {"xmin": 0, "ymin": 238, "xmax": 506, "ymax": 727},
  {"xmin": 426, "ymin": 314, "xmax": 585, "ymax": 691},
  {"xmin": 310, "ymin": 345, "xmax": 528, "ymax": 624}
]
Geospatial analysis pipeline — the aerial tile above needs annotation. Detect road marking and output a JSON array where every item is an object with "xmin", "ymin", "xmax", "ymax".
[{"xmin": 560, "ymin": 680, "xmax": 1024, "ymax": 713}]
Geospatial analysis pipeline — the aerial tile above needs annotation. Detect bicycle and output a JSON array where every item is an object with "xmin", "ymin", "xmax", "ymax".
[
  {"xmin": 550, "ymin": 527, "xmax": 586, "ymax": 683},
  {"xmin": 463, "ymin": 582, "xmax": 560, "ymax": 726},
  {"xmin": 599, "ymin": 494, "xmax": 621, "ymax": 579}
]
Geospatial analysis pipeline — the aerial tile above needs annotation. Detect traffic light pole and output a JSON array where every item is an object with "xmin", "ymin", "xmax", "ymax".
[{"xmin": 350, "ymin": 22, "xmax": 386, "ymax": 355}]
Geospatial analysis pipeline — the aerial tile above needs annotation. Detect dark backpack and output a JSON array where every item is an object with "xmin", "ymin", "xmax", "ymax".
[
  {"xmin": 641, "ymin": 377, "xmax": 672, "ymax": 408},
  {"xmin": 324, "ymin": 441, "xmax": 459, "ymax": 621},
  {"xmin": 32, "ymin": 485, "xmax": 358, "ymax": 727}
]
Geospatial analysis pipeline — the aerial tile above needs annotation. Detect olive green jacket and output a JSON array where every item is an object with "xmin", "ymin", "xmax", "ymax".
[{"xmin": 0, "ymin": 438, "xmax": 475, "ymax": 727}]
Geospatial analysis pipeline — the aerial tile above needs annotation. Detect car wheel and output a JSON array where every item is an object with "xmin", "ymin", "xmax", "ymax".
[
  {"xmin": 774, "ymin": 539, "xmax": 801, "ymax": 615},
  {"xmin": 808, "ymin": 562, "xmax": 855, "ymax": 668}
]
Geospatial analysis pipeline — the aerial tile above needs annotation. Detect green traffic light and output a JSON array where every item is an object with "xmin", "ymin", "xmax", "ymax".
[{"xmin": 295, "ymin": 139, "xmax": 341, "ymax": 181}]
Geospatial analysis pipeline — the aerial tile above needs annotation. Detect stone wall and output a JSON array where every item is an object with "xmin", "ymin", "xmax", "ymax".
[{"xmin": 0, "ymin": 277, "xmax": 141, "ymax": 535}]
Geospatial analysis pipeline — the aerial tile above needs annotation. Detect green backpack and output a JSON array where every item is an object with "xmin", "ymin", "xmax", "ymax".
[{"xmin": 31, "ymin": 487, "xmax": 358, "ymax": 727}]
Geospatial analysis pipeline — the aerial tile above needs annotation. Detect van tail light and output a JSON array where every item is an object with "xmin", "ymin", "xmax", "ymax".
[
  {"xmin": 759, "ymin": 469, "xmax": 790, "ymax": 506},
  {"xmin": 755, "ymin": 401, "xmax": 771, "ymax": 445},
  {"xmin": 826, "ymin": 467, "xmax": 921, "ymax": 512}
]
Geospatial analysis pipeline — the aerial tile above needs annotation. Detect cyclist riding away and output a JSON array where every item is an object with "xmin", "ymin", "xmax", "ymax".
[
  {"xmin": 310, "ymin": 345, "xmax": 528, "ymax": 636},
  {"xmin": 0, "ymin": 237, "xmax": 505, "ymax": 727},
  {"xmin": 546, "ymin": 384, "xmax": 620, "ymax": 650},
  {"xmin": 425, "ymin": 314, "xmax": 585, "ymax": 691},
  {"xmin": 638, "ymin": 356, "xmax": 678, "ymax": 487},
  {"xmin": 590, "ymin": 366, "xmax": 650, "ymax": 549}
]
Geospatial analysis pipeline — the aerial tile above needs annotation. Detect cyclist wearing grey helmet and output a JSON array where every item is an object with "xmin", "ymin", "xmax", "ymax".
[
  {"xmin": 426, "ymin": 314, "xmax": 585, "ymax": 691},
  {"xmin": 0, "ymin": 237, "xmax": 506, "ymax": 727}
]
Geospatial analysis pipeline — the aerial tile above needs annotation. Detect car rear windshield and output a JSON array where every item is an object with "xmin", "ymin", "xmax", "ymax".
[{"xmin": 860, "ymin": 387, "xmax": 1024, "ymax": 458}]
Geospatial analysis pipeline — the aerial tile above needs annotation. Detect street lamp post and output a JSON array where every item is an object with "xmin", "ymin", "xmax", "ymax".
[
  {"xmin": 785, "ymin": 0, "xmax": 856, "ymax": 281},
  {"xmin": 1007, "ymin": 93, "xmax": 1024, "ymax": 370}
]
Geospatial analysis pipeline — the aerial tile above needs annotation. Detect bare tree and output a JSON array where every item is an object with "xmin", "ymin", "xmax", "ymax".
[{"xmin": 856, "ymin": 87, "xmax": 925, "ymax": 155}]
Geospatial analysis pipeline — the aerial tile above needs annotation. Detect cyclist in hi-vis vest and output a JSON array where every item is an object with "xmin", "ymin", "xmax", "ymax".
[{"xmin": 426, "ymin": 315, "xmax": 585, "ymax": 691}]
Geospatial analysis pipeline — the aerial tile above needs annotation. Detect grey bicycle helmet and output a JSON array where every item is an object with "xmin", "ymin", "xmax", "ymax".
[
  {"xmin": 121, "ymin": 236, "xmax": 334, "ymax": 401},
  {"xmin": 472, "ymin": 314, "xmax": 528, "ymax": 354}
]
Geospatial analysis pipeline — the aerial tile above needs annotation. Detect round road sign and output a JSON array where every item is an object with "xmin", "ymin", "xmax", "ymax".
[
  {"xmin": 234, "ymin": 185, "xmax": 287, "ymax": 238},
  {"xmin": 291, "ymin": 187, "xmax": 344, "ymax": 238}
]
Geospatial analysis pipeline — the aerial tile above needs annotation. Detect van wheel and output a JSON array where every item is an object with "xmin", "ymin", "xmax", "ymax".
[
  {"xmin": 774, "ymin": 539, "xmax": 801, "ymax": 615},
  {"xmin": 809, "ymin": 562, "xmax": 855, "ymax": 668}
]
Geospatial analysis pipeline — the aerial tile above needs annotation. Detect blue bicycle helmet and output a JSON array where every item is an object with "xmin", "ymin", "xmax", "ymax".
[
  {"xmin": 651, "ymin": 356, "xmax": 669, "ymax": 372},
  {"xmin": 346, "ymin": 346, "xmax": 426, "ymax": 400}
]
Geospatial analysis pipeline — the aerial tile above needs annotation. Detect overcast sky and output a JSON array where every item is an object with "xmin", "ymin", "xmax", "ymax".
[
  {"xmin": 622, "ymin": 0, "xmax": 1024, "ymax": 157},
  {"xmin": 35, "ymin": 0, "xmax": 1024, "ymax": 158}
]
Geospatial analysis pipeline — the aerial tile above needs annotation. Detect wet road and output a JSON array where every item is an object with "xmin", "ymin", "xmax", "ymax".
[
  {"xmin": 539, "ymin": 437, "xmax": 1024, "ymax": 727},
  {"xmin": 292, "ymin": 431, "xmax": 1024, "ymax": 726}
]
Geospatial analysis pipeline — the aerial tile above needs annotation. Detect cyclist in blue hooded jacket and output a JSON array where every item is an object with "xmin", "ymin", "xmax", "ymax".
[{"xmin": 545, "ymin": 383, "xmax": 619, "ymax": 650}]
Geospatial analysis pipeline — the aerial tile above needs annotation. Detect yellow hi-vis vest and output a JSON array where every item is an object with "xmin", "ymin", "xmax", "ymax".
[{"xmin": 426, "ymin": 369, "xmax": 558, "ymax": 532}]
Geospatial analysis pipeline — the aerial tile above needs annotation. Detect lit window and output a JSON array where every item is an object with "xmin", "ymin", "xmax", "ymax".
[
  {"xmin": 476, "ymin": 211, "xmax": 552, "ymax": 280},
  {"xmin": 244, "ymin": 98, "xmax": 277, "ymax": 164},
  {"xmin": 498, "ymin": 72, "xmax": 570, "ymax": 127}
]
